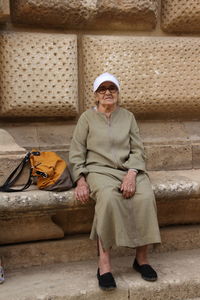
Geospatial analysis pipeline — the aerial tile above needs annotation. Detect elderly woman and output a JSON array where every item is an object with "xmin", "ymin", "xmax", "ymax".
[{"xmin": 69, "ymin": 72, "xmax": 161, "ymax": 290}]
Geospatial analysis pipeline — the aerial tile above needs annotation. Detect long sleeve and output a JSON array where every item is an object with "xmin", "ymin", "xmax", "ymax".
[
  {"xmin": 69, "ymin": 113, "xmax": 89, "ymax": 182},
  {"xmin": 122, "ymin": 115, "xmax": 146, "ymax": 171}
]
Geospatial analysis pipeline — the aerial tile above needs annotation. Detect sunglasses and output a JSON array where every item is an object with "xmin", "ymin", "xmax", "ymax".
[{"xmin": 96, "ymin": 85, "xmax": 118, "ymax": 94}]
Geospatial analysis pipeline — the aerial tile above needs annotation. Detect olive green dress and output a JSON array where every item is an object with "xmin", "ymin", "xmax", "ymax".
[{"xmin": 69, "ymin": 107, "xmax": 161, "ymax": 249}]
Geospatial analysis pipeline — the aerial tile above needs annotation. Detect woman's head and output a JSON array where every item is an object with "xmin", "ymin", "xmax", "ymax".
[{"xmin": 93, "ymin": 73, "xmax": 120, "ymax": 107}]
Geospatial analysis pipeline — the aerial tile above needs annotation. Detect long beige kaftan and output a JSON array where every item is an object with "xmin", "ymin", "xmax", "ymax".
[{"xmin": 69, "ymin": 107, "xmax": 161, "ymax": 249}]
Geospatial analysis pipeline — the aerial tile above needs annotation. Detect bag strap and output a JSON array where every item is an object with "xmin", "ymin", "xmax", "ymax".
[{"xmin": 0, "ymin": 152, "xmax": 32, "ymax": 192}]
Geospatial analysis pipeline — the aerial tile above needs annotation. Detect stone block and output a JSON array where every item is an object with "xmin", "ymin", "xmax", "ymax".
[
  {"xmin": 10, "ymin": 0, "xmax": 157, "ymax": 30},
  {"xmin": 53, "ymin": 204, "xmax": 95, "ymax": 234},
  {"xmin": 183, "ymin": 121, "xmax": 200, "ymax": 143},
  {"xmin": 1, "ymin": 124, "xmax": 39, "ymax": 150},
  {"xmin": 139, "ymin": 120, "xmax": 189, "ymax": 145},
  {"xmin": 155, "ymin": 225, "xmax": 200, "ymax": 253},
  {"xmin": 0, "ymin": 32, "xmax": 78, "ymax": 118},
  {"xmin": 82, "ymin": 35, "xmax": 200, "ymax": 119},
  {"xmin": 192, "ymin": 144, "xmax": 200, "ymax": 169},
  {"xmin": 145, "ymin": 144, "xmax": 192, "ymax": 171},
  {"xmin": 0, "ymin": 0, "xmax": 9, "ymax": 23},
  {"xmin": 0, "ymin": 155, "xmax": 30, "ymax": 186},
  {"xmin": 157, "ymin": 198, "xmax": 200, "ymax": 227},
  {"xmin": 161, "ymin": 0, "xmax": 200, "ymax": 33},
  {"xmin": 0, "ymin": 129, "xmax": 28, "ymax": 186},
  {"xmin": 0, "ymin": 216, "xmax": 64, "ymax": 244},
  {"xmin": 36, "ymin": 123, "xmax": 75, "ymax": 151},
  {"xmin": 1, "ymin": 225, "xmax": 200, "ymax": 270}
]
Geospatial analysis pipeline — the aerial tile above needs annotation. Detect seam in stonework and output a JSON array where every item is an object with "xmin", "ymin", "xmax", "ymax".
[{"xmin": 128, "ymin": 288, "xmax": 130, "ymax": 299}]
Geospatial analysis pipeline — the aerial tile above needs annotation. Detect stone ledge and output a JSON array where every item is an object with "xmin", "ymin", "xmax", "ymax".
[
  {"xmin": 1, "ymin": 248, "xmax": 200, "ymax": 300},
  {"xmin": 1, "ymin": 169, "xmax": 200, "ymax": 214},
  {"xmin": 1, "ymin": 225, "xmax": 200, "ymax": 270},
  {"xmin": 1, "ymin": 169, "xmax": 200, "ymax": 244}
]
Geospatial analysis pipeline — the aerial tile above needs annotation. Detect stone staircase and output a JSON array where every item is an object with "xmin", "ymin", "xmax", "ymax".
[
  {"xmin": 1, "ymin": 129, "xmax": 200, "ymax": 299},
  {"xmin": 1, "ymin": 247, "xmax": 200, "ymax": 300},
  {"xmin": 1, "ymin": 229, "xmax": 200, "ymax": 300}
]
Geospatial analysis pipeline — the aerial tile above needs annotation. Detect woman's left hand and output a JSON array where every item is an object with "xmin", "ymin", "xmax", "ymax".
[{"xmin": 120, "ymin": 170, "xmax": 137, "ymax": 199}]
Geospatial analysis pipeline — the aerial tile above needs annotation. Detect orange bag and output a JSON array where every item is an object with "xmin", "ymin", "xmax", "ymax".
[
  {"xmin": 0, "ymin": 150, "xmax": 73, "ymax": 192},
  {"xmin": 30, "ymin": 150, "xmax": 73, "ymax": 191}
]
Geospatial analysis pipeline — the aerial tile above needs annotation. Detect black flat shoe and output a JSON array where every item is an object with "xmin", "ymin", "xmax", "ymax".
[
  {"xmin": 133, "ymin": 259, "xmax": 158, "ymax": 281},
  {"xmin": 97, "ymin": 268, "xmax": 117, "ymax": 290}
]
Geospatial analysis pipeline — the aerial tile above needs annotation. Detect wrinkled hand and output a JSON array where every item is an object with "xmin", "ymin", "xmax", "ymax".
[
  {"xmin": 75, "ymin": 176, "xmax": 90, "ymax": 203},
  {"xmin": 120, "ymin": 170, "xmax": 137, "ymax": 199}
]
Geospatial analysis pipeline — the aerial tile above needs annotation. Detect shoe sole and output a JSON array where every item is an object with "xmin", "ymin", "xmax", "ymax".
[
  {"xmin": 99, "ymin": 285, "xmax": 117, "ymax": 291},
  {"xmin": 142, "ymin": 275, "xmax": 157, "ymax": 282}
]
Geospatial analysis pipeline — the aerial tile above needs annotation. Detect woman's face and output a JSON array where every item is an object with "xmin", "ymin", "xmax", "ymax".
[{"xmin": 95, "ymin": 81, "xmax": 119, "ymax": 108}]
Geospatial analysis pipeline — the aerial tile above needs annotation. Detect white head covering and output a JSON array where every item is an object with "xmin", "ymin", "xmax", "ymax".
[{"xmin": 93, "ymin": 72, "xmax": 120, "ymax": 92}]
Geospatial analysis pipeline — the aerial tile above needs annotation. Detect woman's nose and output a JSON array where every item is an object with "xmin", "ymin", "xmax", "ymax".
[{"xmin": 105, "ymin": 88, "xmax": 111, "ymax": 94}]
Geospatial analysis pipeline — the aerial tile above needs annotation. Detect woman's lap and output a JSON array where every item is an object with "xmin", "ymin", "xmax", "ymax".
[{"xmin": 87, "ymin": 171, "xmax": 161, "ymax": 249}]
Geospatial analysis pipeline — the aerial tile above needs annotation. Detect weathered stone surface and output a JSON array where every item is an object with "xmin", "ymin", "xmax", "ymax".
[
  {"xmin": 145, "ymin": 144, "xmax": 192, "ymax": 171},
  {"xmin": 192, "ymin": 145, "xmax": 200, "ymax": 169},
  {"xmin": 0, "ymin": 129, "xmax": 25, "ymax": 155},
  {"xmin": 161, "ymin": 0, "xmax": 200, "ymax": 33},
  {"xmin": 150, "ymin": 170, "xmax": 200, "ymax": 226},
  {"xmin": 0, "ymin": 225, "xmax": 200, "ymax": 270},
  {"xmin": 150, "ymin": 170, "xmax": 200, "ymax": 200},
  {"xmin": 1, "ymin": 248, "xmax": 200, "ymax": 300},
  {"xmin": 0, "ymin": 0, "xmax": 9, "ymax": 23},
  {"xmin": 0, "ymin": 129, "xmax": 28, "ymax": 185},
  {"xmin": 83, "ymin": 36, "xmax": 200, "ymax": 119},
  {"xmin": 0, "ymin": 32, "xmax": 78, "ymax": 118},
  {"xmin": 157, "ymin": 198, "xmax": 200, "ymax": 226},
  {"xmin": 0, "ymin": 216, "xmax": 64, "ymax": 244},
  {"xmin": 139, "ymin": 120, "xmax": 193, "ymax": 170},
  {"xmin": 10, "ymin": 0, "xmax": 157, "ymax": 30},
  {"xmin": 0, "ymin": 188, "xmax": 76, "ymax": 217},
  {"xmin": 155, "ymin": 225, "xmax": 200, "ymax": 253},
  {"xmin": 0, "ymin": 155, "xmax": 30, "ymax": 186},
  {"xmin": 139, "ymin": 120, "xmax": 189, "ymax": 145},
  {"xmin": 53, "ymin": 205, "xmax": 94, "ymax": 234},
  {"xmin": 1, "ymin": 170, "xmax": 200, "ymax": 245}
]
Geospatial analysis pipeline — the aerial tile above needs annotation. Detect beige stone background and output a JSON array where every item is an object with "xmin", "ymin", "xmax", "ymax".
[
  {"xmin": 0, "ymin": 0, "xmax": 199, "ymax": 172},
  {"xmin": 0, "ymin": 0, "xmax": 200, "ymax": 244}
]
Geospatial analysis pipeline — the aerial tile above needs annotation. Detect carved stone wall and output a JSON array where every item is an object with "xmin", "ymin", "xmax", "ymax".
[
  {"xmin": 83, "ymin": 35, "xmax": 200, "ymax": 119},
  {"xmin": 162, "ymin": 0, "xmax": 200, "ymax": 33},
  {"xmin": 10, "ymin": 0, "xmax": 157, "ymax": 30},
  {"xmin": 0, "ymin": 32, "xmax": 78, "ymax": 117},
  {"xmin": 0, "ymin": 0, "xmax": 200, "ymax": 245}
]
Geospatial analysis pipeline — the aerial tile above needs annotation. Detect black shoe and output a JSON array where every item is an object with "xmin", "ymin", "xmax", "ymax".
[
  {"xmin": 97, "ymin": 268, "xmax": 117, "ymax": 290},
  {"xmin": 133, "ymin": 259, "xmax": 157, "ymax": 281}
]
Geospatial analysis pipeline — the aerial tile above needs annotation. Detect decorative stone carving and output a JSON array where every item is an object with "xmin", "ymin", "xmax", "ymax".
[
  {"xmin": 161, "ymin": 0, "xmax": 200, "ymax": 33},
  {"xmin": 10, "ymin": 0, "xmax": 157, "ymax": 30},
  {"xmin": 0, "ymin": 32, "xmax": 78, "ymax": 117},
  {"xmin": 83, "ymin": 35, "xmax": 200, "ymax": 119}
]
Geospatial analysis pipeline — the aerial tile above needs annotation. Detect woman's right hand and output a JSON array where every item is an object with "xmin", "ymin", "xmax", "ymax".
[{"xmin": 75, "ymin": 176, "xmax": 90, "ymax": 203}]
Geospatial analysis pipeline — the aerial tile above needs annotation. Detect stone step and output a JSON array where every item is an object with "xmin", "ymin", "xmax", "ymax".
[
  {"xmin": 1, "ymin": 225, "xmax": 200, "ymax": 271},
  {"xmin": 1, "ymin": 248, "xmax": 200, "ymax": 300}
]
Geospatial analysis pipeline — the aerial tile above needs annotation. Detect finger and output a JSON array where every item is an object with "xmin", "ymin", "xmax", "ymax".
[{"xmin": 82, "ymin": 192, "xmax": 89, "ymax": 202}]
